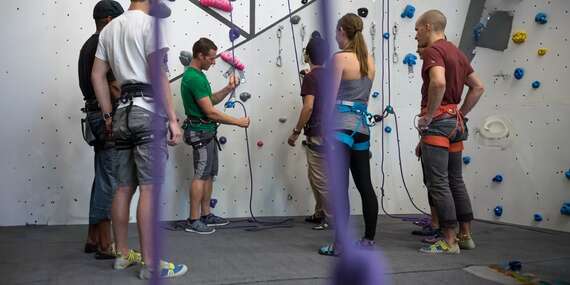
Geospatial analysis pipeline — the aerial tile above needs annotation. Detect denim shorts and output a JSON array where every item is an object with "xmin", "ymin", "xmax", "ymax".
[{"xmin": 113, "ymin": 105, "xmax": 167, "ymax": 187}]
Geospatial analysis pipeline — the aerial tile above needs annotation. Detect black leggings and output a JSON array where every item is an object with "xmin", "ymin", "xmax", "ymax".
[{"xmin": 335, "ymin": 131, "xmax": 379, "ymax": 240}]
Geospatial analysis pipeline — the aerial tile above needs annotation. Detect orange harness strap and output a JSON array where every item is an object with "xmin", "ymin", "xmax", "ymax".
[{"xmin": 420, "ymin": 104, "xmax": 465, "ymax": 152}]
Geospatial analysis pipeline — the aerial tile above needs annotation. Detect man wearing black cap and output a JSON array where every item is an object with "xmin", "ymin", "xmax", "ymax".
[
  {"xmin": 78, "ymin": 0, "xmax": 124, "ymax": 260},
  {"xmin": 92, "ymin": 0, "xmax": 187, "ymax": 279}
]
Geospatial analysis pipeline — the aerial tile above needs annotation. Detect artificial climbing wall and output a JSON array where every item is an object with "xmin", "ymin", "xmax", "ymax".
[
  {"xmin": 1, "ymin": 0, "xmax": 567, "ymax": 232},
  {"xmin": 462, "ymin": 0, "xmax": 570, "ymax": 231}
]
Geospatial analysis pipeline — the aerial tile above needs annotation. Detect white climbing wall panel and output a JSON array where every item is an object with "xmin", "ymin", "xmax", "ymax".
[
  {"xmin": 0, "ymin": 0, "xmax": 568, "ymax": 233},
  {"xmin": 464, "ymin": 0, "xmax": 570, "ymax": 231}
]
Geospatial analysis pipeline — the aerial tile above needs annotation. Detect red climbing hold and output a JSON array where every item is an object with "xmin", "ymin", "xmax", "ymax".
[{"xmin": 257, "ymin": 140, "xmax": 264, "ymax": 147}]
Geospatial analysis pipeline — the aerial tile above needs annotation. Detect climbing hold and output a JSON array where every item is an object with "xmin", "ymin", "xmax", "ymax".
[
  {"xmin": 257, "ymin": 140, "xmax": 264, "ymax": 147},
  {"xmin": 371, "ymin": 91, "xmax": 380, "ymax": 98},
  {"xmin": 534, "ymin": 12, "xmax": 548, "ymax": 25},
  {"xmin": 383, "ymin": 32, "xmax": 390, "ymax": 39},
  {"xmin": 229, "ymin": 27, "xmax": 240, "ymax": 42},
  {"xmin": 220, "ymin": 52, "xmax": 245, "ymax": 70},
  {"xmin": 401, "ymin": 4, "xmax": 416, "ymax": 19},
  {"xmin": 210, "ymin": 198, "xmax": 218, "ymax": 208},
  {"xmin": 561, "ymin": 202, "xmax": 570, "ymax": 216},
  {"xmin": 179, "ymin": 50, "xmax": 192, "ymax": 67},
  {"xmin": 290, "ymin": 15, "xmax": 301, "ymax": 25},
  {"xmin": 532, "ymin": 81, "xmax": 541, "ymax": 89},
  {"xmin": 278, "ymin": 117, "xmax": 287, "ymax": 123},
  {"xmin": 403, "ymin": 53, "xmax": 418, "ymax": 66},
  {"xmin": 239, "ymin": 92, "xmax": 251, "ymax": 102},
  {"xmin": 494, "ymin": 206, "xmax": 503, "ymax": 217},
  {"xmin": 533, "ymin": 212, "xmax": 543, "ymax": 222},
  {"xmin": 508, "ymin": 261, "xmax": 522, "ymax": 272},
  {"xmin": 538, "ymin": 48, "xmax": 548, "ymax": 56},
  {"xmin": 287, "ymin": 194, "xmax": 293, "ymax": 201},
  {"xmin": 463, "ymin": 156, "xmax": 471, "ymax": 165},
  {"xmin": 357, "ymin": 8, "xmax": 369, "ymax": 18},
  {"xmin": 565, "ymin": 169, "xmax": 570, "ymax": 179},
  {"xmin": 513, "ymin": 68, "xmax": 525, "ymax": 80},
  {"xmin": 512, "ymin": 31, "xmax": 527, "ymax": 44},
  {"xmin": 385, "ymin": 105, "xmax": 394, "ymax": 114},
  {"xmin": 199, "ymin": 0, "xmax": 232, "ymax": 12},
  {"xmin": 301, "ymin": 0, "xmax": 308, "ymax": 4},
  {"xmin": 219, "ymin": 136, "xmax": 227, "ymax": 145},
  {"xmin": 384, "ymin": 126, "xmax": 392, "ymax": 133},
  {"xmin": 492, "ymin": 174, "xmax": 503, "ymax": 183}
]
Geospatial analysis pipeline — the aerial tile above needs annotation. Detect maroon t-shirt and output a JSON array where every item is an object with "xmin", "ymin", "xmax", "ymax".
[
  {"xmin": 300, "ymin": 67, "xmax": 324, "ymax": 137},
  {"xmin": 421, "ymin": 39, "xmax": 474, "ymax": 108}
]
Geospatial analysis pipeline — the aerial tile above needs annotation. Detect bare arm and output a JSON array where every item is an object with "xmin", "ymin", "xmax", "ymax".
[
  {"xmin": 294, "ymin": 95, "xmax": 315, "ymax": 132},
  {"xmin": 197, "ymin": 97, "xmax": 248, "ymax": 127},
  {"xmin": 109, "ymin": 80, "xmax": 121, "ymax": 101},
  {"xmin": 211, "ymin": 75, "xmax": 237, "ymax": 105},
  {"xmin": 424, "ymin": 66, "xmax": 447, "ymax": 119},
  {"xmin": 92, "ymin": 58, "xmax": 113, "ymax": 114},
  {"xmin": 460, "ymin": 73, "xmax": 485, "ymax": 116}
]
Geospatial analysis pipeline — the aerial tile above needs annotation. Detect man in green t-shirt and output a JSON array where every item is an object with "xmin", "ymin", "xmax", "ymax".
[{"xmin": 181, "ymin": 38, "xmax": 250, "ymax": 234}]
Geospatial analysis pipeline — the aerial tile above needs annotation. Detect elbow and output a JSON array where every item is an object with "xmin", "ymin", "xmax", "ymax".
[{"xmin": 433, "ymin": 80, "xmax": 446, "ymax": 90}]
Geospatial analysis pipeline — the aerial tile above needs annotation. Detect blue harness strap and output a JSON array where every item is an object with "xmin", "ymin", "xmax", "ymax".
[{"xmin": 335, "ymin": 101, "xmax": 372, "ymax": 150}]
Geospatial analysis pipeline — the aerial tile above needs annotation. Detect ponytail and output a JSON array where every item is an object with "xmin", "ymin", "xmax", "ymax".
[{"xmin": 352, "ymin": 31, "xmax": 369, "ymax": 77}]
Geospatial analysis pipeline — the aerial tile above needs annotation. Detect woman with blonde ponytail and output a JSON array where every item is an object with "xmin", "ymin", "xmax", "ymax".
[{"xmin": 318, "ymin": 13, "xmax": 379, "ymax": 256}]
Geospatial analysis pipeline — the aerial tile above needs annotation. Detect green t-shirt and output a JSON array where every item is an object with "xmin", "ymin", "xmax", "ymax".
[{"xmin": 180, "ymin": 67, "xmax": 217, "ymax": 132}]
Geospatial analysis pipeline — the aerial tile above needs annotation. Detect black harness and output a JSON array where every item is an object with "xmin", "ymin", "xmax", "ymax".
[
  {"xmin": 115, "ymin": 83, "xmax": 155, "ymax": 150},
  {"xmin": 182, "ymin": 117, "xmax": 222, "ymax": 151}
]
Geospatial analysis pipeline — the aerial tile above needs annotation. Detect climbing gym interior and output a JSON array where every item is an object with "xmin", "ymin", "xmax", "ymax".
[{"xmin": 0, "ymin": 0, "xmax": 569, "ymax": 284}]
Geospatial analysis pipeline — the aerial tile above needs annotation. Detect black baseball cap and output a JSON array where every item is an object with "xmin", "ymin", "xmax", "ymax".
[{"xmin": 93, "ymin": 0, "xmax": 124, "ymax": 19}]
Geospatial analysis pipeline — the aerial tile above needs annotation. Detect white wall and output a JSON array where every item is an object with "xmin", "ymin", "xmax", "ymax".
[{"xmin": 1, "ymin": 0, "xmax": 567, "ymax": 232}]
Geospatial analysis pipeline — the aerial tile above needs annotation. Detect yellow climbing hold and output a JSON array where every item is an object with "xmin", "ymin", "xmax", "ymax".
[
  {"xmin": 512, "ymin": 31, "xmax": 527, "ymax": 44},
  {"xmin": 538, "ymin": 48, "xmax": 548, "ymax": 56}
]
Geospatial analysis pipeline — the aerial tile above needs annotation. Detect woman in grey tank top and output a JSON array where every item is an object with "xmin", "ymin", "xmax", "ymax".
[{"xmin": 319, "ymin": 13, "xmax": 379, "ymax": 256}]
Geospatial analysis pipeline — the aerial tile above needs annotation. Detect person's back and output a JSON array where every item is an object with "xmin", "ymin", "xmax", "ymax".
[{"xmin": 420, "ymin": 39, "xmax": 473, "ymax": 107}]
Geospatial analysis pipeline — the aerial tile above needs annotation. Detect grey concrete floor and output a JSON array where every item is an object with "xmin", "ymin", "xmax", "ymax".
[{"xmin": 1, "ymin": 215, "xmax": 569, "ymax": 285}]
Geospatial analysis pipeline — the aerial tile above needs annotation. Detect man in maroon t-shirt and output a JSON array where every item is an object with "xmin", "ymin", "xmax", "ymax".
[
  {"xmin": 414, "ymin": 10, "xmax": 485, "ymax": 254},
  {"xmin": 288, "ymin": 33, "xmax": 330, "ymax": 230}
]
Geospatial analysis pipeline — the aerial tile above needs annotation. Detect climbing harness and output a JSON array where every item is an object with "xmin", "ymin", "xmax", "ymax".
[
  {"xmin": 115, "ymin": 83, "xmax": 155, "ymax": 150},
  {"xmin": 334, "ymin": 100, "xmax": 384, "ymax": 151}
]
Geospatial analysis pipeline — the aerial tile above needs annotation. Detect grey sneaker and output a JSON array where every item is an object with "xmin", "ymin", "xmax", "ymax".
[
  {"xmin": 184, "ymin": 220, "xmax": 215, "ymax": 235},
  {"xmin": 139, "ymin": 260, "xmax": 188, "ymax": 280},
  {"xmin": 201, "ymin": 213, "xmax": 230, "ymax": 227}
]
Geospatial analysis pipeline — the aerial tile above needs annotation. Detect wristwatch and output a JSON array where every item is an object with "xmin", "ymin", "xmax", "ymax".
[
  {"xmin": 292, "ymin": 128, "xmax": 301, "ymax": 135},
  {"xmin": 103, "ymin": 112, "xmax": 113, "ymax": 120}
]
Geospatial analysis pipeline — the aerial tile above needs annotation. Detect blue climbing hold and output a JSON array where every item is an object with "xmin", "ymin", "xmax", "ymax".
[
  {"xmin": 219, "ymin": 136, "xmax": 227, "ymax": 145},
  {"xmin": 229, "ymin": 27, "xmax": 240, "ymax": 42},
  {"xmin": 372, "ymin": 91, "xmax": 380, "ymax": 98},
  {"xmin": 384, "ymin": 126, "xmax": 392, "ymax": 133},
  {"xmin": 225, "ymin": 98, "xmax": 236, "ymax": 109},
  {"xmin": 494, "ymin": 206, "xmax": 503, "ymax": 217},
  {"xmin": 210, "ymin": 198, "xmax": 218, "ymax": 208},
  {"xmin": 463, "ymin": 156, "xmax": 472, "ymax": 165},
  {"xmin": 533, "ymin": 212, "xmax": 543, "ymax": 222},
  {"xmin": 403, "ymin": 53, "xmax": 418, "ymax": 66},
  {"xmin": 492, "ymin": 174, "xmax": 503, "ymax": 183},
  {"xmin": 514, "ymin": 68, "xmax": 525, "ymax": 80},
  {"xmin": 383, "ymin": 32, "xmax": 390, "ymax": 39},
  {"xmin": 535, "ymin": 12, "xmax": 548, "ymax": 25},
  {"xmin": 401, "ymin": 4, "xmax": 416, "ymax": 19},
  {"xmin": 560, "ymin": 202, "xmax": 570, "ymax": 216},
  {"xmin": 532, "ymin": 81, "xmax": 541, "ymax": 89},
  {"xmin": 565, "ymin": 169, "xmax": 570, "ymax": 179},
  {"xmin": 385, "ymin": 105, "xmax": 394, "ymax": 114}
]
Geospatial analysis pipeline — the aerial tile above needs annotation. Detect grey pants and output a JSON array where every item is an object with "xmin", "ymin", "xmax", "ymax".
[{"xmin": 421, "ymin": 118, "xmax": 474, "ymax": 229}]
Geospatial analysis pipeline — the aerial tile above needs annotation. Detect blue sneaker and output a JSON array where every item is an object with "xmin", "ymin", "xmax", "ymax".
[
  {"xmin": 139, "ymin": 260, "xmax": 188, "ymax": 279},
  {"xmin": 201, "ymin": 213, "xmax": 230, "ymax": 227},
  {"xmin": 184, "ymin": 220, "xmax": 215, "ymax": 235}
]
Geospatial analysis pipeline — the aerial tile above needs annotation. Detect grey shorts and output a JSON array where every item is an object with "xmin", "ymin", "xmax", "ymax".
[
  {"xmin": 113, "ymin": 105, "xmax": 167, "ymax": 187},
  {"xmin": 184, "ymin": 129, "xmax": 218, "ymax": 180}
]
